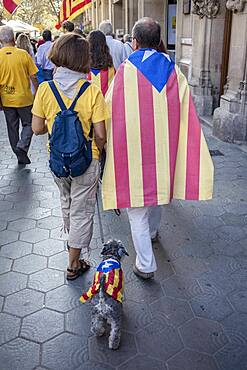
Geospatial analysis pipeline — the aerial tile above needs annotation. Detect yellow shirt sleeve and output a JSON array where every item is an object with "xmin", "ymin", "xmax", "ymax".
[
  {"xmin": 26, "ymin": 53, "xmax": 38, "ymax": 77},
  {"xmin": 32, "ymin": 84, "xmax": 45, "ymax": 118},
  {"xmin": 91, "ymin": 87, "xmax": 109, "ymax": 124}
]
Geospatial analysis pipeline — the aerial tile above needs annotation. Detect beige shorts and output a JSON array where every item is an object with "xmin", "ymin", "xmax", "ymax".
[{"xmin": 53, "ymin": 159, "xmax": 100, "ymax": 250}]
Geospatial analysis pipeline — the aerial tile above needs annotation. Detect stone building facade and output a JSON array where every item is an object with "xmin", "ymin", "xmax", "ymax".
[{"xmin": 83, "ymin": 0, "xmax": 247, "ymax": 143}]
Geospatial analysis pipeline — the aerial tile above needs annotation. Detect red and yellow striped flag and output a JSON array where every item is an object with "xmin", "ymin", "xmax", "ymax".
[
  {"xmin": 102, "ymin": 49, "xmax": 214, "ymax": 210},
  {"xmin": 55, "ymin": 0, "xmax": 91, "ymax": 29},
  {"xmin": 2, "ymin": 0, "xmax": 21, "ymax": 16},
  {"xmin": 88, "ymin": 67, "xmax": 115, "ymax": 97}
]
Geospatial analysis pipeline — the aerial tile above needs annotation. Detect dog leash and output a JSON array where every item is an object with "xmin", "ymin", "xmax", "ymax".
[{"xmin": 96, "ymin": 191, "xmax": 105, "ymax": 244}]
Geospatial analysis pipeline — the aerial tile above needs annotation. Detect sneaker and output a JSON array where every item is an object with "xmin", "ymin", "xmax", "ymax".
[
  {"xmin": 16, "ymin": 148, "xmax": 31, "ymax": 165},
  {"xmin": 133, "ymin": 265, "xmax": 154, "ymax": 279}
]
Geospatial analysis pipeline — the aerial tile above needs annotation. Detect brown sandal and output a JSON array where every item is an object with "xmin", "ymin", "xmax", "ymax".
[{"xmin": 66, "ymin": 259, "xmax": 90, "ymax": 280}]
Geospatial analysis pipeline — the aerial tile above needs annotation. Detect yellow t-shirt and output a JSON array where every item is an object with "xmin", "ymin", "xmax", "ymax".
[
  {"xmin": 32, "ymin": 80, "xmax": 109, "ymax": 160},
  {"xmin": 0, "ymin": 47, "xmax": 38, "ymax": 107}
]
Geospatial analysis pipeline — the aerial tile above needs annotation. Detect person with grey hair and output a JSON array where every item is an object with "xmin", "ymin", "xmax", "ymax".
[
  {"xmin": 0, "ymin": 26, "xmax": 39, "ymax": 164},
  {"xmin": 123, "ymin": 33, "xmax": 134, "ymax": 58},
  {"xmin": 99, "ymin": 20, "xmax": 127, "ymax": 70}
]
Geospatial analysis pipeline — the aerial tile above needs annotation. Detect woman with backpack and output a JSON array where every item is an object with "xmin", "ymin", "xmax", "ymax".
[
  {"xmin": 32, "ymin": 33, "xmax": 108, "ymax": 280},
  {"xmin": 87, "ymin": 30, "xmax": 115, "ymax": 97}
]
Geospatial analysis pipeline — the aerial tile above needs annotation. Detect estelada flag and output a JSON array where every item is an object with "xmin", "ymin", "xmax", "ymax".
[
  {"xmin": 80, "ymin": 259, "xmax": 124, "ymax": 303},
  {"xmin": 55, "ymin": 0, "xmax": 91, "ymax": 29},
  {"xmin": 102, "ymin": 49, "xmax": 214, "ymax": 210},
  {"xmin": 3, "ymin": 0, "xmax": 21, "ymax": 16},
  {"xmin": 88, "ymin": 67, "xmax": 115, "ymax": 97}
]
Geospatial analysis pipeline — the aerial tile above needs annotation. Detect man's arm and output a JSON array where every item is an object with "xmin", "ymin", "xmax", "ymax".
[
  {"xmin": 30, "ymin": 74, "xmax": 39, "ymax": 95},
  {"xmin": 32, "ymin": 115, "xmax": 48, "ymax": 135},
  {"xmin": 94, "ymin": 121, "xmax": 106, "ymax": 151}
]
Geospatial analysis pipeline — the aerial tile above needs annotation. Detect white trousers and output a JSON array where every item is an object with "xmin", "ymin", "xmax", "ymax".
[{"xmin": 127, "ymin": 206, "xmax": 162, "ymax": 273}]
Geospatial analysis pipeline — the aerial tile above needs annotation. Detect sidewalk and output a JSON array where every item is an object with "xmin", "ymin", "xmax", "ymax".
[{"xmin": 0, "ymin": 110, "xmax": 247, "ymax": 370}]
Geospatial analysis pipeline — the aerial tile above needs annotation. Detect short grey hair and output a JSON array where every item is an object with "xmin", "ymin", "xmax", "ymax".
[
  {"xmin": 0, "ymin": 26, "xmax": 15, "ymax": 44},
  {"xmin": 99, "ymin": 20, "xmax": 113, "ymax": 36}
]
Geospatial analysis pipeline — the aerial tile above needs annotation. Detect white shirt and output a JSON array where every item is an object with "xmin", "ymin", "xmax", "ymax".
[
  {"xmin": 36, "ymin": 41, "xmax": 54, "ymax": 70},
  {"xmin": 106, "ymin": 36, "xmax": 127, "ymax": 71}
]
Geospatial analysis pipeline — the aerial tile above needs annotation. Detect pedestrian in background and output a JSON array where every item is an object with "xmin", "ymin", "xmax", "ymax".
[
  {"xmin": 36, "ymin": 29, "xmax": 54, "ymax": 81},
  {"xmin": 32, "ymin": 33, "xmax": 108, "ymax": 280},
  {"xmin": 99, "ymin": 20, "xmax": 127, "ymax": 70},
  {"xmin": 123, "ymin": 33, "xmax": 134, "ymax": 58},
  {"xmin": 62, "ymin": 20, "xmax": 75, "ymax": 33},
  {"xmin": 16, "ymin": 33, "xmax": 35, "ymax": 61},
  {"xmin": 102, "ymin": 17, "xmax": 214, "ymax": 279},
  {"xmin": 88, "ymin": 30, "xmax": 115, "ymax": 96},
  {"xmin": 0, "ymin": 26, "xmax": 38, "ymax": 165}
]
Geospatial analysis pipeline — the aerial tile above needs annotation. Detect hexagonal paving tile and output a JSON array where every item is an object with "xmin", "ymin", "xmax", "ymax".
[
  {"xmin": 48, "ymin": 250, "xmax": 68, "ymax": 271},
  {"xmin": 0, "ymin": 256, "xmax": 12, "ymax": 274},
  {"xmin": 65, "ymin": 305, "xmax": 92, "ymax": 337},
  {"xmin": 4, "ymin": 288, "xmax": 44, "ymax": 317},
  {"xmin": 215, "ymin": 225, "xmax": 246, "ymax": 242},
  {"xmin": 88, "ymin": 331, "xmax": 137, "ymax": 366},
  {"xmin": 0, "ymin": 338, "xmax": 40, "ymax": 370},
  {"xmin": 190, "ymin": 292, "xmax": 234, "ymax": 321},
  {"xmin": 37, "ymin": 216, "xmax": 62, "ymax": 230},
  {"xmin": 0, "ymin": 313, "xmax": 21, "ymax": 345},
  {"xmin": 179, "ymin": 317, "xmax": 228, "ymax": 354},
  {"xmin": 75, "ymin": 361, "xmax": 115, "ymax": 370},
  {"xmin": 135, "ymin": 321, "xmax": 183, "ymax": 362},
  {"xmin": 122, "ymin": 300, "xmax": 152, "ymax": 333},
  {"xmin": 0, "ymin": 229, "xmax": 19, "ymax": 246},
  {"xmin": 0, "ymin": 296, "xmax": 4, "ymax": 311},
  {"xmin": 197, "ymin": 270, "xmax": 236, "ymax": 295},
  {"xmin": 28, "ymin": 268, "xmax": 64, "ymax": 292},
  {"xmin": 13, "ymin": 254, "xmax": 47, "ymax": 274},
  {"xmin": 150, "ymin": 296, "xmax": 193, "ymax": 328},
  {"xmin": 171, "ymin": 256, "xmax": 209, "ymax": 277},
  {"xmin": 0, "ymin": 271, "xmax": 27, "ymax": 296},
  {"xmin": 8, "ymin": 218, "xmax": 36, "ymax": 232},
  {"xmin": 0, "ymin": 220, "xmax": 7, "ymax": 231},
  {"xmin": 228, "ymin": 289, "xmax": 247, "ymax": 313},
  {"xmin": 161, "ymin": 275, "xmax": 202, "ymax": 300},
  {"xmin": 167, "ymin": 349, "xmax": 219, "ymax": 370},
  {"xmin": 0, "ymin": 241, "xmax": 32, "ymax": 259},
  {"xmin": 42, "ymin": 333, "xmax": 87, "ymax": 370},
  {"xmin": 0, "ymin": 209, "xmax": 24, "ymax": 222},
  {"xmin": 33, "ymin": 238, "xmax": 65, "ymax": 256},
  {"xmin": 125, "ymin": 278, "xmax": 164, "ymax": 304},
  {"xmin": 20, "ymin": 228, "xmax": 49, "ymax": 243},
  {"xmin": 118, "ymin": 355, "xmax": 165, "ymax": 370},
  {"xmin": 23, "ymin": 207, "xmax": 51, "ymax": 220},
  {"xmin": 45, "ymin": 285, "xmax": 82, "ymax": 313},
  {"xmin": 50, "ymin": 227, "xmax": 67, "ymax": 241},
  {"xmin": 21, "ymin": 308, "xmax": 64, "ymax": 343},
  {"xmin": 0, "ymin": 200, "xmax": 13, "ymax": 210}
]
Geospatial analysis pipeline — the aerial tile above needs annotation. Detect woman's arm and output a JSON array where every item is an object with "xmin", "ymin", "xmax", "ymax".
[
  {"xmin": 32, "ymin": 115, "xmax": 48, "ymax": 135},
  {"xmin": 93, "ymin": 121, "xmax": 106, "ymax": 152}
]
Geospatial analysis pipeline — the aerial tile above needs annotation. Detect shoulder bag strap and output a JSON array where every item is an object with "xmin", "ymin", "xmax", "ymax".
[
  {"xmin": 69, "ymin": 81, "xmax": 93, "ymax": 139},
  {"xmin": 48, "ymin": 81, "xmax": 67, "ymax": 111}
]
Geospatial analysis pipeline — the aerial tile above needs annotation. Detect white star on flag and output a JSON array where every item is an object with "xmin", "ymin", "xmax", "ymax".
[{"xmin": 141, "ymin": 49, "xmax": 156, "ymax": 62}]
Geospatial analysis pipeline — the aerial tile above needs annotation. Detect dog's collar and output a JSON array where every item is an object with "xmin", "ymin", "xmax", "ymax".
[{"xmin": 97, "ymin": 258, "xmax": 121, "ymax": 273}]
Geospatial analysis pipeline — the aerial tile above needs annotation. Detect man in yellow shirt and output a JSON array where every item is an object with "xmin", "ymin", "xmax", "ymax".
[{"xmin": 0, "ymin": 26, "xmax": 38, "ymax": 164}]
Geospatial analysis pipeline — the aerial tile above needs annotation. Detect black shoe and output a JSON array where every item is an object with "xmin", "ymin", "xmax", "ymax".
[{"xmin": 16, "ymin": 148, "xmax": 31, "ymax": 165}]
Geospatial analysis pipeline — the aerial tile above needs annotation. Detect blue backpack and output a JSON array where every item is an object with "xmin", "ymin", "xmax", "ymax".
[{"xmin": 48, "ymin": 81, "xmax": 92, "ymax": 178}]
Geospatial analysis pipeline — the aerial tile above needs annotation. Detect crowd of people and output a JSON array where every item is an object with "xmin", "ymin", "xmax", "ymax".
[{"xmin": 0, "ymin": 17, "xmax": 213, "ymax": 281}]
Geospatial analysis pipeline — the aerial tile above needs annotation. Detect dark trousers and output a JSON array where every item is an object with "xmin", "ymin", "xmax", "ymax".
[{"xmin": 3, "ymin": 105, "xmax": 33, "ymax": 154}]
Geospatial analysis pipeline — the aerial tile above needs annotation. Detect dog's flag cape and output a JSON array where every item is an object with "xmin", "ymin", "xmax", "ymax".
[
  {"xmin": 88, "ymin": 67, "xmax": 115, "ymax": 97},
  {"xmin": 102, "ymin": 49, "xmax": 214, "ymax": 210},
  {"xmin": 80, "ymin": 260, "xmax": 124, "ymax": 303}
]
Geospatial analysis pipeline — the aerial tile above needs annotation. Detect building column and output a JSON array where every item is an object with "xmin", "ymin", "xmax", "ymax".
[
  {"xmin": 138, "ymin": 0, "xmax": 144, "ymax": 18},
  {"xmin": 213, "ymin": 2, "xmax": 247, "ymax": 142},
  {"xmin": 91, "ymin": 0, "xmax": 95, "ymax": 29},
  {"xmin": 189, "ymin": 0, "xmax": 226, "ymax": 116}
]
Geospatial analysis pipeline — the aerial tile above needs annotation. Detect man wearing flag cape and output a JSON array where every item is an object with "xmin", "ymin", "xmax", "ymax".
[{"xmin": 102, "ymin": 18, "xmax": 214, "ymax": 279}]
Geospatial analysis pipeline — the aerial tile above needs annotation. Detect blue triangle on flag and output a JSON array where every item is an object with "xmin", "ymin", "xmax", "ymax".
[
  {"xmin": 128, "ymin": 49, "xmax": 175, "ymax": 92},
  {"xmin": 91, "ymin": 68, "xmax": 101, "ymax": 76}
]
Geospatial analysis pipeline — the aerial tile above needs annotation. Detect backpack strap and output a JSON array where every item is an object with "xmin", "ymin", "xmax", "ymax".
[
  {"xmin": 69, "ymin": 81, "xmax": 91, "ymax": 111},
  {"xmin": 48, "ymin": 81, "xmax": 67, "ymax": 111}
]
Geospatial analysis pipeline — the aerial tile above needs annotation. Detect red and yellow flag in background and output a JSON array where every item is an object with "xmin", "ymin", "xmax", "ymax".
[
  {"xmin": 88, "ymin": 67, "xmax": 115, "ymax": 97},
  {"xmin": 55, "ymin": 0, "xmax": 91, "ymax": 29},
  {"xmin": 2, "ymin": 0, "xmax": 21, "ymax": 17}
]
